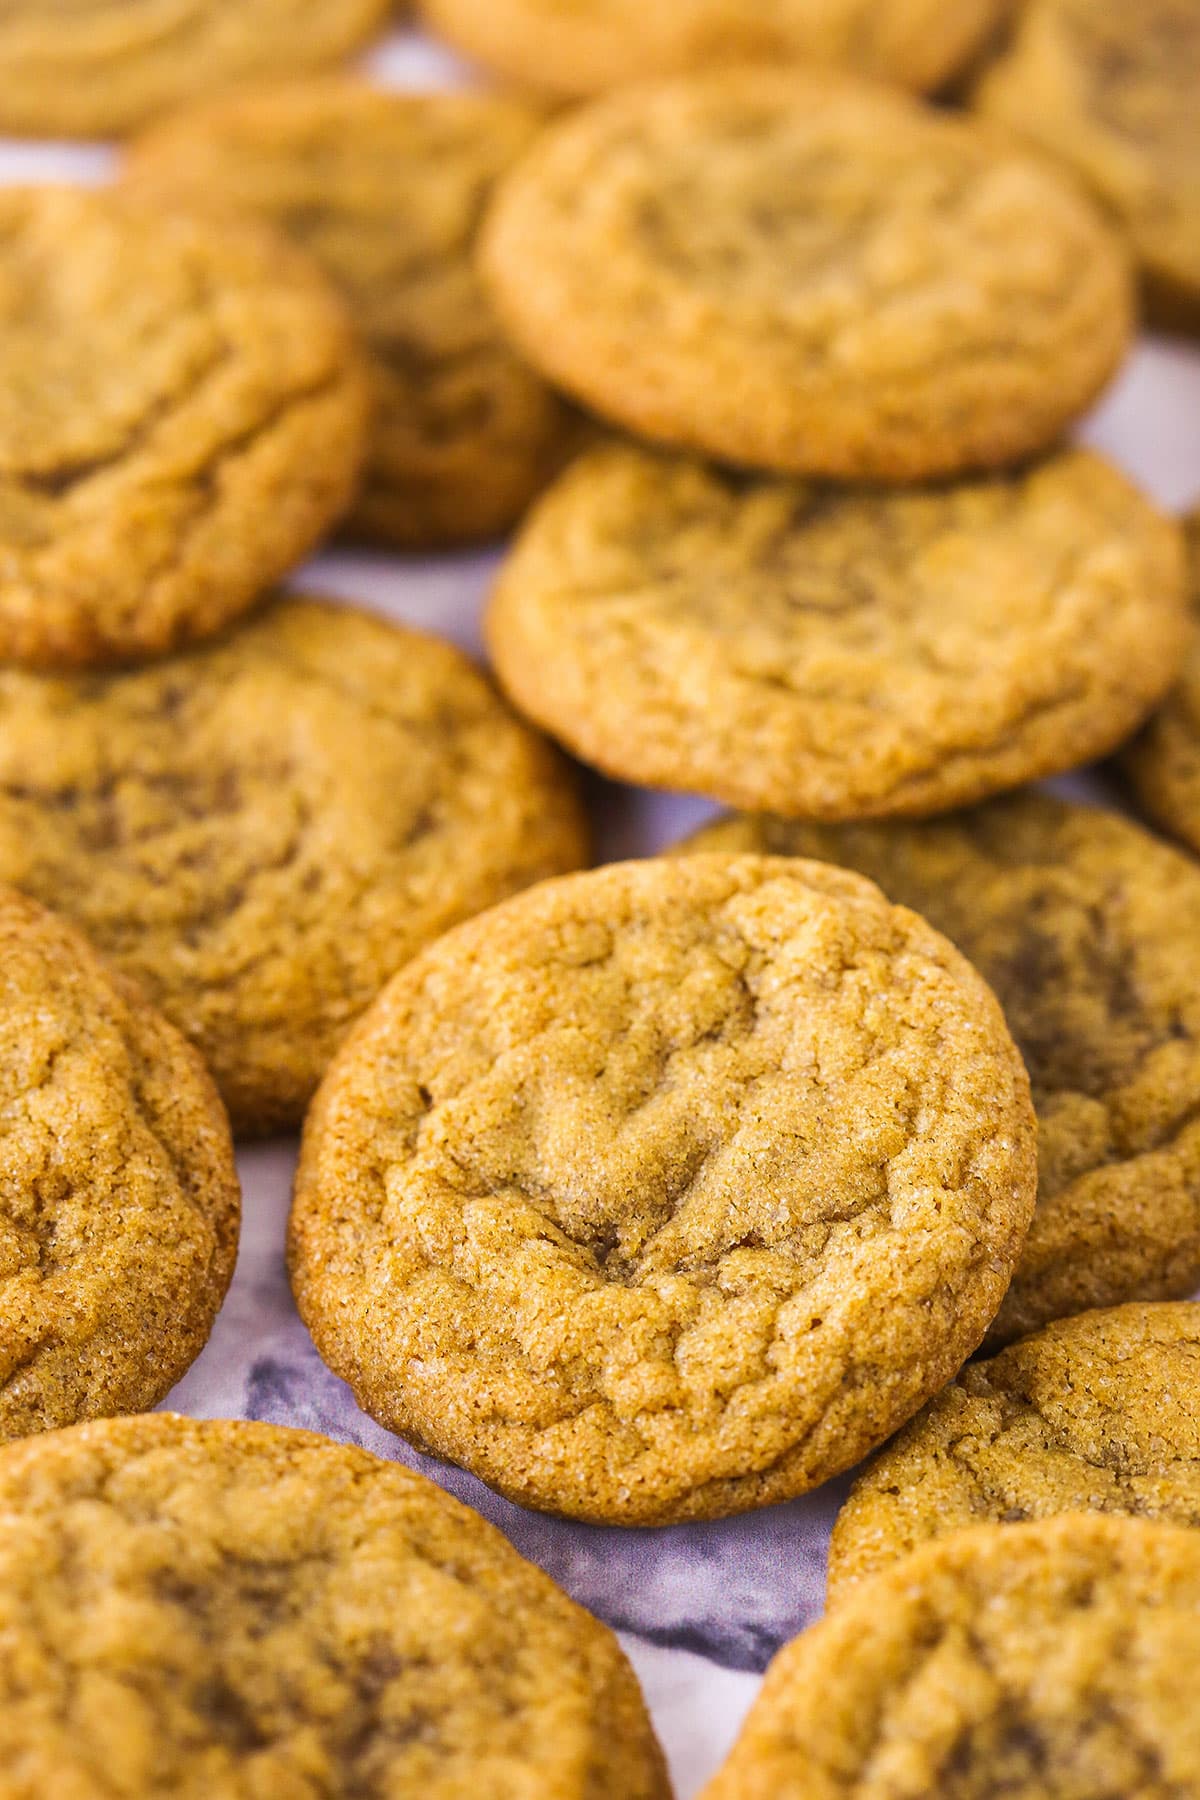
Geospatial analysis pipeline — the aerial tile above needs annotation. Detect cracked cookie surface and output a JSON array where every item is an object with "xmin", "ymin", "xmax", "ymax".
[
  {"xmin": 827, "ymin": 1301, "xmax": 1200, "ymax": 1604},
  {"xmin": 418, "ymin": 0, "xmax": 1007, "ymax": 98},
  {"xmin": 486, "ymin": 443, "xmax": 1185, "ymax": 818},
  {"xmin": 290, "ymin": 854, "xmax": 1036, "ymax": 1525},
  {"xmin": 1123, "ymin": 510, "xmax": 1200, "ymax": 855},
  {"xmin": 127, "ymin": 82, "xmax": 573, "ymax": 550},
  {"xmin": 0, "ymin": 186, "xmax": 368, "ymax": 670},
  {"xmin": 977, "ymin": 0, "xmax": 1200, "ymax": 332},
  {"xmin": 0, "ymin": 890, "xmax": 238, "ymax": 1443},
  {"xmin": 0, "ymin": 0, "xmax": 390, "ymax": 138},
  {"xmin": 701, "ymin": 1514, "xmax": 1200, "ymax": 1799},
  {"xmin": 684, "ymin": 794, "xmax": 1200, "ymax": 1343},
  {"xmin": 0, "ymin": 595, "xmax": 588, "ymax": 1136},
  {"xmin": 480, "ymin": 70, "xmax": 1133, "ymax": 481},
  {"xmin": 0, "ymin": 1413, "xmax": 669, "ymax": 1798}
]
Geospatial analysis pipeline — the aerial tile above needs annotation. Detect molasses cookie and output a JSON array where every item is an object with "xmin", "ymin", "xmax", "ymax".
[
  {"xmin": 1123, "ymin": 510, "xmax": 1200, "ymax": 855},
  {"xmin": 0, "ymin": 1414, "xmax": 669, "ymax": 1797},
  {"xmin": 683, "ymin": 794, "xmax": 1200, "ymax": 1343},
  {"xmin": 0, "ymin": 0, "xmax": 390, "ymax": 139},
  {"xmin": 0, "ymin": 186, "xmax": 368, "ymax": 670},
  {"xmin": 977, "ymin": 0, "xmax": 1200, "ymax": 332},
  {"xmin": 0, "ymin": 889, "xmax": 238, "ymax": 1441},
  {"xmin": 0, "ymin": 596, "xmax": 588, "ymax": 1136},
  {"xmin": 128, "ymin": 83, "xmax": 573, "ymax": 549},
  {"xmin": 480, "ymin": 70, "xmax": 1133, "ymax": 480},
  {"xmin": 486, "ymin": 444, "xmax": 1185, "ymax": 818},
  {"xmin": 290, "ymin": 854, "xmax": 1037, "ymax": 1525},
  {"xmin": 702, "ymin": 1515, "xmax": 1200, "ymax": 1798},
  {"xmin": 419, "ymin": 0, "xmax": 1007, "ymax": 99},
  {"xmin": 828, "ymin": 1302, "xmax": 1200, "ymax": 1604}
]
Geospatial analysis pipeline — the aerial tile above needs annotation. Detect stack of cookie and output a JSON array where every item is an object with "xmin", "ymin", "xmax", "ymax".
[{"xmin": 0, "ymin": 0, "xmax": 1197, "ymax": 1793}]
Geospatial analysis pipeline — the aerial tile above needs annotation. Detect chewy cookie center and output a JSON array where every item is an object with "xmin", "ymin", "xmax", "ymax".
[
  {"xmin": 401, "ymin": 893, "xmax": 938, "ymax": 1289},
  {"xmin": 592, "ymin": 104, "xmax": 1091, "ymax": 366},
  {"xmin": 0, "ymin": 205, "xmax": 223, "ymax": 513}
]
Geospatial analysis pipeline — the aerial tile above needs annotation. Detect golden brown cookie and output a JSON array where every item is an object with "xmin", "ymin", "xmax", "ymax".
[
  {"xmin": 486, "ymin": 443, "xmax": 1185, "ymax": 818},
  {"xmin": 127, "ymin": 82, "xmax": 574, "ymax": 550},
  {"xmin": 0, "ymin": 595, "xmax": 588, "ymax": 1137},
  {"xmin": 0, "ymin": 0, "xmax": 391, "ymax": 139},
  {"xmin": 701, "ymin": 1515, "xmax": 1200, "ymax": 1799},
  {"xmin": 0, "ymin": 889, "xmax": 238, "ymax": 1442},
  {"xmin": 683, "ymin": 795, "xmax": 1200, "ymax": 1345},
  {"xmin": 480, "ymin": 71, "xmax": 1133, "ymax": 481},
  {"xmin": 977, "ymin": 0, "xmax": 1200, "ymax": 333},
  {"xmin": 0, "ymin": 1414, "xmax": 669, "ymax": 1797},
  {"xmin": 419, "ymin": 0, "xmax": 1008, "ymax": 99},
  {"xmin": 1122, "ymin": 510, "xmax": 1200, "ymax": 855},
  {"xmin": 290, "ymin": 854, "xmax": 1037, "ymax": 1525},
  {"xmin": 0, "ymin": 186, "xmax": 368, "ymax": 671},
  {"xmin": 828, "ymin": 1302, "xmax": 1200, "ymax": 1605}
]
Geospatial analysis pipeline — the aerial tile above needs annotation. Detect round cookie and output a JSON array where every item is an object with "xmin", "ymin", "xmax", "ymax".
[
  {"xmin": 0, "ymin": 595, "xmax": 588, "ymax": 1137},
  {"xmin": 1123, "ymin": 510, "xmax": 1200, "ymax": 855},
  {"xmin": 0, "ymin": 0, "xmax": 391, "ymax": 139},
  {"xmin": 977, "ymin": 0, "xmax": 1200, "ymax": 333},
  {"xmin": 480, "ymin": 70, "xmax": 1133, "ymax": 482},
  {"xmin": 831, "ymin": 1303, "xmax": 1200, "ymax": 1612},
  {"xmin": 290, "ymin": 854, "xmax": 1037, "ymax": 1526},
  {"xmin": 701, "ymin": 1515, "xmax": 1200, "ymax": 1799},
  {"xmin": 486, "ymin": 443, "xmax": 1186, "ymax": 819},
  {"xmin": 683, "ymin": 794, "xmax": 1200, "ymax": 1345},
  {"xmin": 0, "ymin": 185, "xmax": 369, "ymax": 671},
  {"xmin": 127, "ymin": 83, "xmax": 574, "ymax": 550},
  {"xmin": 418, "ymin": 0, "xmax": 1008, "ymax": 99},
  {"xmin": 0, "ymin": 1414, "xmax": 669, "ymax": 1797},
  {"xmin": 0, "ymin": 889, "xmax": 238, "ymax": 1442},
  {"xmin": 828, "ymin": 1302, "xmax": 1200, "ymax": 1605}
]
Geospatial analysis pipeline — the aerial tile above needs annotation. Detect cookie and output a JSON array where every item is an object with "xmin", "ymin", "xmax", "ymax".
[
  {"xmin": 0, "ymin": 1, "xmax": 390, "ymax": 139},
  {"xmin": 977, "ymin": 0, "xmax": 1200, "ymax": 333},
  {"xmin": 0, "ymin": 595, "xmax": 588, "ymax": 1137},
  {"xmin": 419, "ymin": 0, "xmax": 1008, "ymax": 99},
  {"xmin": 0, "ymin": 889, "xmax": 238, "ymax": 1442},
  {"xmin": 0, "ymin": 186, "xmax": 368, "ymax": 671},
  {"xmin": 1122, "ymin": 510, "xmax": 1200, "ymax": 855},
  {"xmin": 486, "ymin": 443, "xmax": 1186, "ymax": 819},
  {"xmin": 480, "ymin": 70, "xmax": 1133, "ymax": 481},
  {"xmin": 290, "ymin": 853, "xmax": 1037, "ymax": 1525},
  {"xmin": 127, "ymin": 83, "xmax": 574, "ymax": 550},
  {"xmin": 0, "ymin": 1413, "xmax": 669, "ymax": 1797},
  {"xmin": 684, "ymin": 794, "xmax": 1200, "ymax": 1345},
  {"xmin": 701, "ymin": 1514, "xmax": 1200, "ymax": 1799},
  {"xmin": 827, "ymin": 1301, "xmax": 1200, "ymax": 1605}
]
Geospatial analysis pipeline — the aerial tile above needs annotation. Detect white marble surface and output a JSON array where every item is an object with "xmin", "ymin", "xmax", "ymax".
[{"xmin": 3, "ymin": 20, "xmax": 1200, "ymax": 1798}]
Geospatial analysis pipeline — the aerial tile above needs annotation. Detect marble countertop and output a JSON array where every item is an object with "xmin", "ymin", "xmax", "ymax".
[{"xmin": 5, "ymin": 20, "xmax": 1200, "ymax": 1796}]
